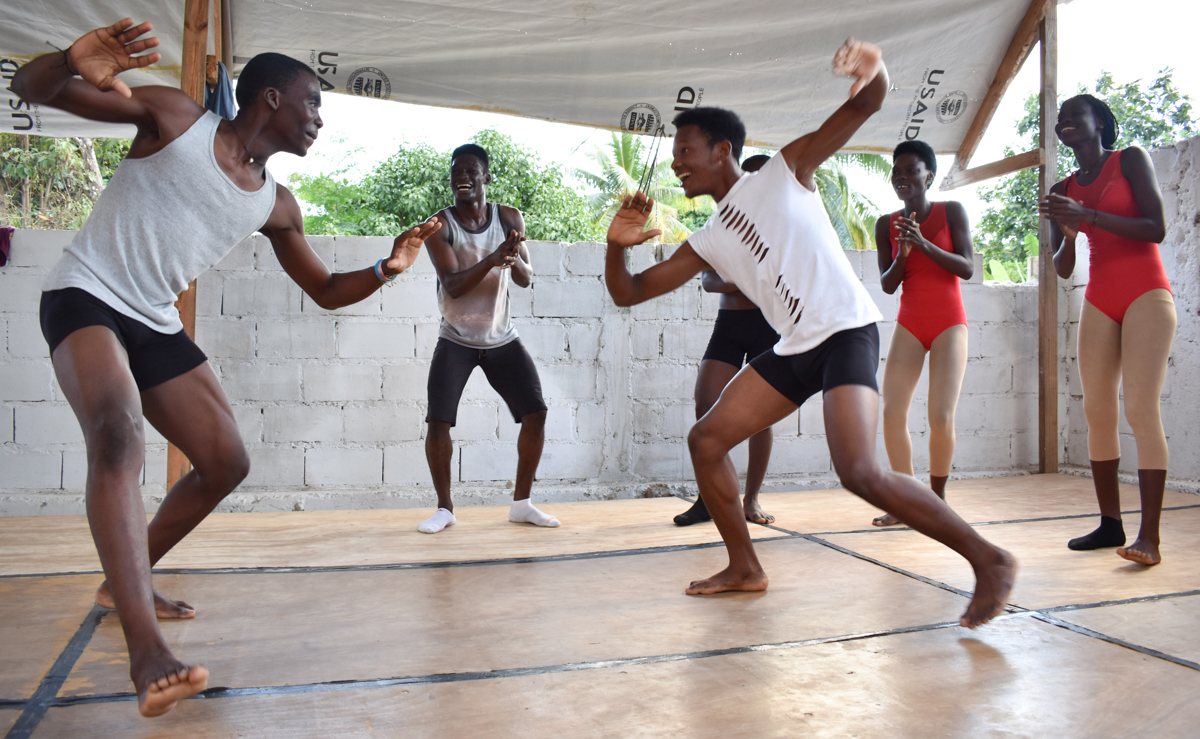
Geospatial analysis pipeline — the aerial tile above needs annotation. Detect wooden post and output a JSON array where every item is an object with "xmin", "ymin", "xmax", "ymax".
[
  {"xmin": 1037, "ymin": 2, "xmax": 1059, "ymax": 473},
  {"xmin": 167, "ymin": 0, "xmax": 209, "ymax": 491}
]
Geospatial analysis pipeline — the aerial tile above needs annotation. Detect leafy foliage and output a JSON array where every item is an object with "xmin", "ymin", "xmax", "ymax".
[
  {"xmin": 975, "ymin": 69, "xmax": 1195, "ymax": 281},
  {"xmin": 294, "ymin": 130, "xmax": 603, "ymax": 242},
  {"xmin": 1, "ymin": 134, "xmax": 130, "ymax": 229},
  {"xmin": 815, "ymin": 153, "xmax": 890, "ymax": 250}
]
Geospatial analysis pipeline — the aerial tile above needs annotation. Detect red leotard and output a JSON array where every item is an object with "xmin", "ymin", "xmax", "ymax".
[
  {"xmin": 890, "ymin": 202, "xmax": 967, "ymax": 351},
  {"xmin": 1066, "ymin": 149, "xmax": 1172, "ymax": 324}
]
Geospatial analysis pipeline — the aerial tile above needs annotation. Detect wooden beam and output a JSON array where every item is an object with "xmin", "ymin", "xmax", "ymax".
[
  {"xmin": 168, "ymin": 0, "xmax": 210, "ymax": 492},
  {"xmin": 1037, "ymin": 2, "xmax": 1059, "ymax": 474},
  {"xmin": 952, "ymin": 0, "xmax": 1050, "ymax": 173},
  {"xmin": 938, "ymin": 148, "xmax": 1044, "ymax": 191}
]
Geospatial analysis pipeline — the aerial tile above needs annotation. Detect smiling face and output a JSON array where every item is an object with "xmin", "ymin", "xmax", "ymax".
[
  {"xmin": 1056, "ymin": 96, "xmax": 1103, "ymax": 148},
  {"xmin": 671, "ymin": 125, "xmax": 731, "ymax": 199},
  {"xmin": 272, "ymin": 73, "xmax": 323, "ymax": 157},
  {"xmin": 450, "ymin": 154, "xmax": 490, "ymax": 202},
  {"xmin": 890, "ymin": 152, "xmax": 933, "ymax": 201}
]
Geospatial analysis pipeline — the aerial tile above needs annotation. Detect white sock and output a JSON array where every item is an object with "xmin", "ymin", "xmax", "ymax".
[
  {"xmin": 417, "ymin": 508, "xmax": 456, "ymax": 534},
  {"xmin": 509, "ymin": 498, "xmax": 560, "ymax": 527}
]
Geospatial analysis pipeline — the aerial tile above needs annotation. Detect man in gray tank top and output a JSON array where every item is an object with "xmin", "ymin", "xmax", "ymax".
[
  {"xmin": 12, "ymin": 18, "xmax": 439, "ymax": 717},
  {"xmin": 416, "ymin": 144, "xmax": 557, "ymax": 534}
]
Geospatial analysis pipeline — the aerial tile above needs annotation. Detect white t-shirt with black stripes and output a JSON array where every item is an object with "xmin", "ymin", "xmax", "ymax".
[{"xmin": 686, "ymin": 153, "xmax": 881, "ymax": 356}]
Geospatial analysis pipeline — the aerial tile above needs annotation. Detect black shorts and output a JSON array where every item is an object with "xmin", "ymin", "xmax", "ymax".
[
  {"xmin": 426, "ymin": 337, "xmax": 547, "ymax": 425},
  {"xmin": 702, "ymin": 308, "xmax": 781, "ymax": 368},
  {"xmin": 749, "ymin": 323, "xmax": 880, "ymax": 407},
  {"xmin": 39, "ymin": 287, "xmax": 208, "ymax": 392}
]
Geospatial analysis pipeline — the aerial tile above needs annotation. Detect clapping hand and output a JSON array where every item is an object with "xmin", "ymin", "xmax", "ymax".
[
  {"xmin": 385, "ymin": 217, "xmax": 441, "ymax": 276},
  {"xmin": 491, "ymin": 229, "xmax": 525, "ymax": 270},
  {"xmin": 1039, "ymin": 193, "xmax": 1085, "ymax": 240},
  {"xmin": 607, "ymin": 192, "xmax": 663, "ymax": 248},
  {"xmin": 893, "ymin": 216, "xmax": 928, "ymax": 258},
  {"xmin": 68, "ymin": 18, "xmax": 162, "ymax": 98}
]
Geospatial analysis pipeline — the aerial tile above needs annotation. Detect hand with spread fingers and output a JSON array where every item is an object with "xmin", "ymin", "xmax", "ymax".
[
  {"xmin": 386, "ymin": 217, "xmax": 442, "ymax": 276},
  {"xmin": 832, "ymin": 37, "xmax": 884, "ymax": 99},
  {"xmin": 606, "ymin": 192, "xmax": 663, "ymax": 248},
  {"xmin": 68, "ymin": 18, "xmax": 162, "ymax": 98},
  {"xmin": 1039, "ymin": 193, "xmax": 1086, "ymax": 240}
]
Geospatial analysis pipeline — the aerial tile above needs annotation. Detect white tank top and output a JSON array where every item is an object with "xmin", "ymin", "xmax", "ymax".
[
  {"xmin": 686, "ymin": 153, "xmax": 881, "ymax": 355},
  {"xmin": 436, "ymin": 203, "xmax": 519, "ymax": 349},
  {"xmin": 43, "ymin": 111, "xmax": 277, "ymax": 333}
]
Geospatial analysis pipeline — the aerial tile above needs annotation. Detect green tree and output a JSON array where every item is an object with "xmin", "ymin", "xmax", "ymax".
[
  {"xmin": 816, "ymin": 153, "xmax": 890, "ymax": 250},
  {"xmin": 1, "ymin": 134, "xmax": 130, "ymax": 229},
  {"xmin": 975, "ymin": 69, "xmax": 1196, "ymax": 281},
  {"xmin": 293, "ymin": 130, "xmax": 603, "ymax": 242}
]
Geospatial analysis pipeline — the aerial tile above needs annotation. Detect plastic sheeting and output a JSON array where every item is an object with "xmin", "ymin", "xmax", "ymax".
[{"xmin": 2, "ymin": 0, "xmax": 1039, "ymax": 151}]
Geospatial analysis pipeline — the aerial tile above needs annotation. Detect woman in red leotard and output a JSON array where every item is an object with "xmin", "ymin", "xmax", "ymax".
[
  {"xmin": 872, "ymin": 140, "xmax": 974, "ymax": 526},
  {"xmin": 1041, "ymin": 94, "xmax": 1174, "ymax": 565}
]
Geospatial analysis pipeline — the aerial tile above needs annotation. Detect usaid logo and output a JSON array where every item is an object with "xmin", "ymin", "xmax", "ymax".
[
  {"xmin": 621, "ymin": 103, "xmax": 661, "ymax": 133},
  {"xmin": 346, "ymin": 67, "xmax": 391, "ymax": 99},
  {"xmin": 935, "ymin": 91, "xmax": 968, "ymax": 124}
]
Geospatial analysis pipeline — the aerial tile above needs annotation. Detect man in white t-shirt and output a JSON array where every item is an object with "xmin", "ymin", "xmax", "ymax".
[{"xmin": 604, "ymin": 39, "xmax": 1015, "ymax": 629}]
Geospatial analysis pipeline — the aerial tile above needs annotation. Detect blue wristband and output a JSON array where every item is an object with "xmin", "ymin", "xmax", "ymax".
[{"xmin": 375, "ymin": 259, "xmax": 397, "ymax": 283}]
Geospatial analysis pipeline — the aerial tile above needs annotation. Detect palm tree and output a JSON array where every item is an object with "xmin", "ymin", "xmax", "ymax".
[
  {"xmin": 572, "ymin": 132, "xmax": 703, "ymax": 243},
  {"xmin": 815, "ymin": 153, "xmax": 890, "ymax": 250}
]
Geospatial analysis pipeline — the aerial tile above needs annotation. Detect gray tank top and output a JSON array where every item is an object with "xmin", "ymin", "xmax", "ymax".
[
  {"xmin": 436, "ymin": 203, "xmax": 520, "ymax": 349},
  {"xmin": 43, "ymin": 111, "xmax": 277, "ymax": 334}
]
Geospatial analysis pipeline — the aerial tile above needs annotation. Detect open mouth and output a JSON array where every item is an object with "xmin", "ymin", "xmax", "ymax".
[
  {"xmin": 455, "ymin": 184, "xmax": 472, "ymax": 192},
  {"xmin": 1060, "ymin": 126, "xmax": 1076, "ymax": 135},
  {"xmin": 678, "ymin": 172, "xmax": 692, "ymax": 184}
]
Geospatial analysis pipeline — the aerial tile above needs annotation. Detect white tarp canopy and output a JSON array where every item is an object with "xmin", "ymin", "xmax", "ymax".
[{"xmin": 2, "ymin": 0, "xmax": 1040, "ymax": 152}]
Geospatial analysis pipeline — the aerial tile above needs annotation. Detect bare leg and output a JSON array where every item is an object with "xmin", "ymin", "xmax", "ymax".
[
  {"xmin": 52, "ymin": 327, "xmax": 207, "ymax": 717},
  {"xmin": 685, "ymin": 367, "xmax": 797, "ymax": 594},
  {"xmin": 97, "ymin": 362, "xmax": 249, "ymax": 618},
  {"xmin": 1116, "ymin": 290, "xmax": 1175, "ymax": 565},
  {"xmin": 743, "ymin": 426, "xmax": 774, "ymax": 525},
  {"xmin": 676, "ymin": 359, "xmax": 739, "ymax": 526},
  {"xmin": 874, "ymin": 325, "xmax": 924, "ymax": 526},
  {"xmin": 824, "ymin": 384, "xmax": 1015, "ymax": 627},
  {"xmin": 513, "ymin": 409, "xmax": 546, "ymax": 502},
  {"xmin": 426, "ymin": 421, "xmax": 455, "ymax": 512}
]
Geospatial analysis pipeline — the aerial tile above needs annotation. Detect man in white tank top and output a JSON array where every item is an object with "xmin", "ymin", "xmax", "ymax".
[
  {"xmin": 13, "ymin": 18, "xmax": 440, "ymax": 717},
  {"xmin": 415, "ymin": 145, "xmax": 557, "ymax": 535},
  {"xmin": 604, "ymin": 39, "xmax": 1015, "ymax": 629}
]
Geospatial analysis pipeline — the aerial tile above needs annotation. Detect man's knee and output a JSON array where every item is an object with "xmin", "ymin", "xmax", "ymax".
[
  {"xmin": 521, "ymin": 409, "xmax": 547, "ymax": 431},
  {"xmin": 688, "ymin": 421, "xmax": 730, "ymax": 463},
  {"xmin": 86, "ymin": 407, "xmax": 145, "ymax": 473},
  {"xmin": 837, "ymin": 458, "xmax": 885, "ymax": 498}
]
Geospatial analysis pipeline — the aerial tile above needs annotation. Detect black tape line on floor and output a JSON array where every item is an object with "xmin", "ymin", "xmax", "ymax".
[
  {"xmin": 1040, "ymin": 588, "xmax": 1200, "ymax": 615},
  {"xmin": 1031, "ymin": 612, "xmax": 1200, "ymax": 672},
  {"xmin": 48, "ymin": 618, "xmax": 969, "ymax": 708},
  {"xmin": 805, "ymin": 504, "xmax": 1200, "ymax": 537},
  {"xmin": 5, "ymin": 605, "xmax": 106, "ymax": 739}
]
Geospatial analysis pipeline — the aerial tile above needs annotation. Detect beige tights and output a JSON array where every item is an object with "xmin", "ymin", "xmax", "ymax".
[
  {"xmin": 882, "ymin": 323, "xmax": 968, "ymax": 478},
  {"xmin": 1079, "ymin": 289, "xmax": 1176, "ymax": 469}
]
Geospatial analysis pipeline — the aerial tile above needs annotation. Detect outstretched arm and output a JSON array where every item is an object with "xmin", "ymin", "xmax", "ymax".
[
  {"xmin": 780, "ymin": 39, "xmax": 888, "ymax": 190},
  {"xmin": 605, "ymin": 193, "xmax": 708, "ymax": 306},
  {"xmin": 261, "ymin": 185, "xmax": 440, "ymax": 310},
  {"xmin": 11, "ymin": 18, "xmax": 200, "ymax": 150}
]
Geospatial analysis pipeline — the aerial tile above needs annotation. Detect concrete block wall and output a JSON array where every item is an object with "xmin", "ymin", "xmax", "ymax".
[
  {"xmin": 1060, "ymin": 136, "xmax": 1199, "ymax": 489},
  {"xmin": 2, "ymin": 228, "xmax": 1042, "ymax": 514}
]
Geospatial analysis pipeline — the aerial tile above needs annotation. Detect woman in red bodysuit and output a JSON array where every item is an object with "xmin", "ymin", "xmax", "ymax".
[
  {"xmin": 1041, "ymin": 95, "xmax": 1174, "ymax": 565},
  {"xmin": 872, "ymin": 140, "xmax": 974, "ymax": 526}
]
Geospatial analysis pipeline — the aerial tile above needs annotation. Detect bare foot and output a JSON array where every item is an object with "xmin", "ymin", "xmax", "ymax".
[
  {"xmin": 744, "ymin": 499, "xmax": 775, "ymax": 525},
  {"xmin": 685, "ymin": 566, "xmax": 769, "ymax": 595},
  {"xmin": 96, "ymin": 582, "xmax": 195, "ymax": 620},
  {"xmin": 1116, "ymin": 539, "xmax": 1162, "ymax": 565},
  {"xmin": 960, "ymin": 548, "xmax": 1017, "ymax": 629},
  {"xmin": 134, "ymin": 659, "xmax": 208, "ymax": 717},
  {"xmin": 872, "ymin": 513, "xmax": 902, "ymax": 527}
]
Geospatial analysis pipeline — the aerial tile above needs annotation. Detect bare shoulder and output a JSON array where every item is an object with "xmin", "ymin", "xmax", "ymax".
[
  {"xmin": 1119, "ymin": 146, "xmax": 1156, "ymax": 173},
  {"xmin": 944, "ymin": 200, "xmax": 970, "ymax": 223},
  {"xmin": 497, "ymin": 204, "xmax": 525, "ymax": 228}
]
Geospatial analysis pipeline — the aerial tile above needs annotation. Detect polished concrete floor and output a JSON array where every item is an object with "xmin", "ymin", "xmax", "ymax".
[{"xmin": 2, "ymin": 474, "xmax": 1198, "ymax": 737}]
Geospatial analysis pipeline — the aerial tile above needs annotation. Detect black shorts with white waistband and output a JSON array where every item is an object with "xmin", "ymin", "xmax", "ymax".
[
  {"xmin": 749, "ymin": 323, "xmax": 880, "ymax": 407},
  {"xmin": 426, "ymin": 337, "xmax": 547, "ymax": 425},
  {"xmin": 701, "ymin": 307, "xmax": 781, "ymax": 368},
  {"xmin": 40, "ymin": 287, "xmax": 208, "ymax": 392}
]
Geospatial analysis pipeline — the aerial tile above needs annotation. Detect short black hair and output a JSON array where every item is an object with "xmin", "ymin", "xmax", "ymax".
[
  {"xmin": 1070, "ymin": 94, "xmax": 1120, "ymax": 149},
  {"xmin": 740, "ymin": 154, "xmax": 771, "ymax": 172},
  {"xmin": 451, "ymin": 143, "xmax": 490, "ymax": 172},
  {"xmin": 236, "ymin": 53, "xmax": 317, "ymax": 110},
  {"xmin": 893, "ymin": 140, "xmax": 937, "ymax": 175},
  {"xmin": 672, "ymin": 107, "xmax": 746, "ymax": 161}
]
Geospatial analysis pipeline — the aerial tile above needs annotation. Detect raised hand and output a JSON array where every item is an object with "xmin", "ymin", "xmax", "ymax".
[
  {"xmin": 68, "ymin": 18, "xmax": 162, "ymax": 98},
  {"xmin": 385, "ymin": 217, "xmax": 441, "ymax": 275},
  {"xmin": 1039, "ymin": 193, "xmax": 1086, "ymax": 238},
  {"xmin": 607, "ymin": 192, "xmax": 663, "ymax": 249},
  {"xmin": 832, "ymin": 37, "xmax": 884, "ymax": 99}
]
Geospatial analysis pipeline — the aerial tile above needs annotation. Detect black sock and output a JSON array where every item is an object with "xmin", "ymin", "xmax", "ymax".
[
  {"xmin": 674, "ymin": 496, "xmax": 711, "ymax": 526},
  {"xmin": 1067, "ymin": 516, "xmax": 1126, "ymax": 550}
]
